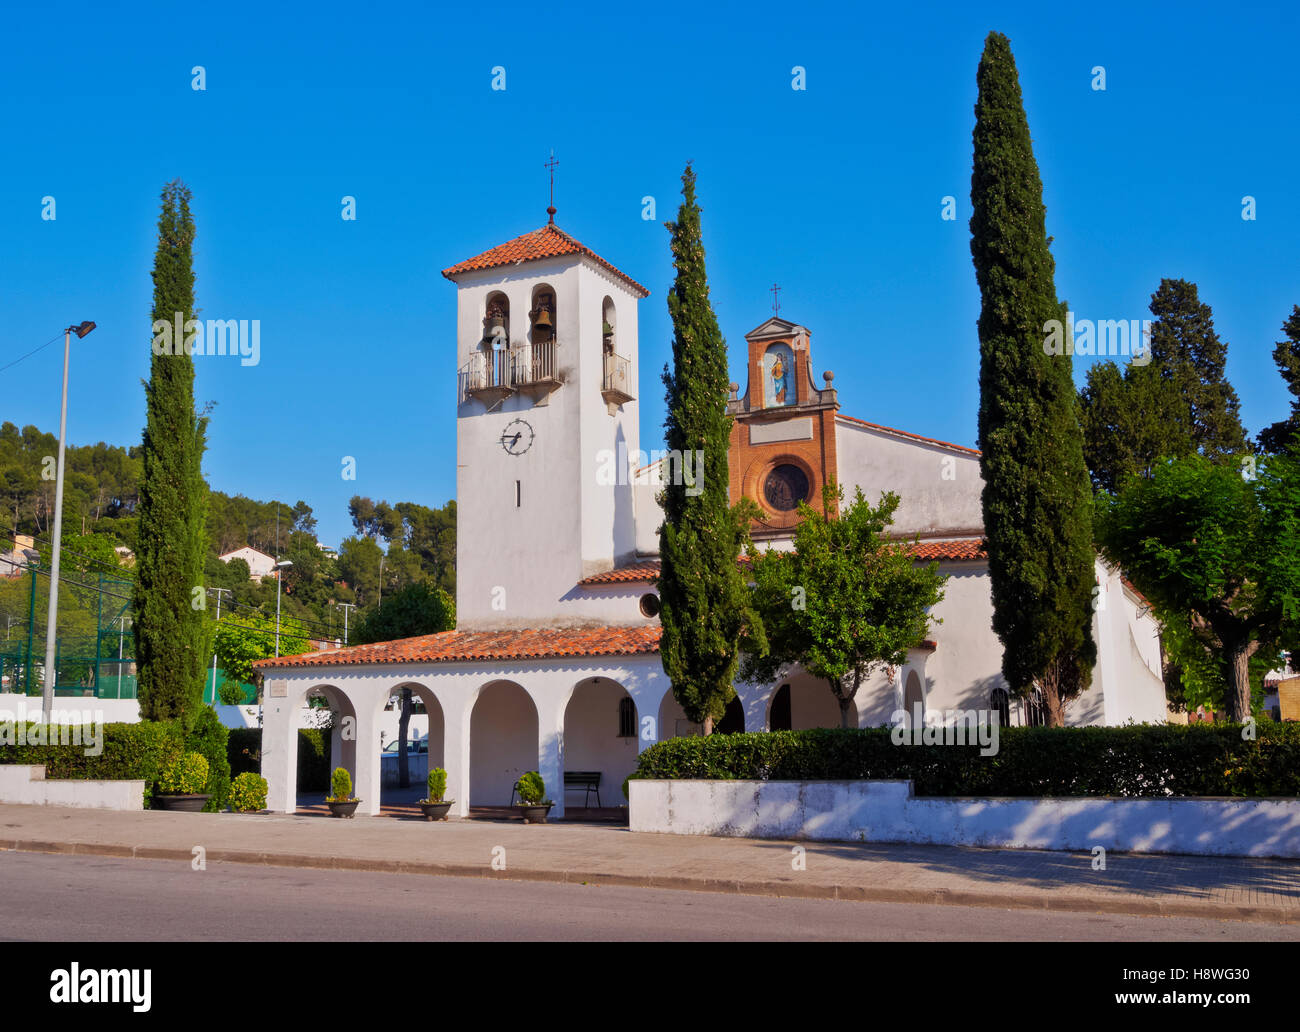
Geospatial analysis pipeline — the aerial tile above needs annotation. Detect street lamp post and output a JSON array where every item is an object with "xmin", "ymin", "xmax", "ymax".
[
  {"xmin": 338, "ymin": 602, "xmax": 356, "ymax": 646},
  {"xmin": 274, "ymin": 560, "xmax": 293, "ymax": 657},
  {"xmin": 41, "ymin": 321, "xmax": 95, "ymax": 720}
]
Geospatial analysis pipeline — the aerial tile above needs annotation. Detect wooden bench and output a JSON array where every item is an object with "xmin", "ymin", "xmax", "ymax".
[{"xmin": 563, "ymin": 771, "xmax": 602, "ymax": 808}]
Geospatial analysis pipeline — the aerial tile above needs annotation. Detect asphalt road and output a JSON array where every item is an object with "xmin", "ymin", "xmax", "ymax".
[{"xmin": 2, "ymin": 851, "xmax": 1296, "ymax": 941}]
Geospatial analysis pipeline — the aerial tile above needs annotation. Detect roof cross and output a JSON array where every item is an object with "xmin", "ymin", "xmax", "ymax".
[{"xmin": 545, "ymin": 151, "xmax": 558, "ymax": 223}]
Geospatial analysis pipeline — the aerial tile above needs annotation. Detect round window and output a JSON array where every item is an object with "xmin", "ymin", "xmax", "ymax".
[
  {"xmin": 639, "ymin": 593, "xmax": 661, "ymax": 618},
  {"xmin": 763, "ymin": 464, "xmax": 810, "ymax": 512}
]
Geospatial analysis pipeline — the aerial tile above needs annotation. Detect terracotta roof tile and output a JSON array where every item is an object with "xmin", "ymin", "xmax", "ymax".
[
  {"xmin": 441, "ymin": 224, "xmax": 650, "ymax": 298},
  {"xmin": 578, "ymin": 560, "xmax": 663, "ymax": 586},
  {"xmin": 255, "ymin": 626, "xmax": 661, "ymax": 671},
  {"xmin": 578, "ymin": 538, "xmax": 986, "ymax": 586},
  {"xmin": 908, "ymin": 538, "xmax": 986, "ymax": 561}
]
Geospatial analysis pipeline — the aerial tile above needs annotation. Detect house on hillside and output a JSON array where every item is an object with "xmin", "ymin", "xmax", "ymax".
[{"xmin": 218, "ymin": 546, "xmax": 277, "ymax": 581}]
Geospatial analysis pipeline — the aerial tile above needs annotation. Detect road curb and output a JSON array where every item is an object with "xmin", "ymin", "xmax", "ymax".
[{"xmin": 2, "ymin": 837, "xmax": 1295, "ymax": 925}]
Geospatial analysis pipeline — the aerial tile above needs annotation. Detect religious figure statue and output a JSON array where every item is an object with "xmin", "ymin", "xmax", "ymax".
[{"xmin": 770, "ymin": 353, "xmax": 788, "ymax": 405}]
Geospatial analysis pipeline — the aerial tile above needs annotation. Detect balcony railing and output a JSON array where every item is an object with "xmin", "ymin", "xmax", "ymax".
[
  {"xmin": 602, "ymin": 351, "xmax": 633, "ymax": 405},
  {"xmin": 459, "ymin": 339, "xmax": 561, "ymax": 404}
]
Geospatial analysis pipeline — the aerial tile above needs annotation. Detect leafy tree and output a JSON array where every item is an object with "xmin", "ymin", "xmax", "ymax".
[
  {"xmin": 969, "ymin": 32, "xmax": 1097, "ymax": 726},
  {"xmin": 352, "ymin": 582, "xmax": 455, "ymax": 644},
  {"xmin": 1094, "ymin": 450, "xmax": 1300, "ymax": 721},
  {"xmin": 1259, "ymin": 305, "xmax": 1300, "ymax": 455},
  {"xmin": 336, "ymin": 535, "xmax": 384, "ymax": 606},
  {"xmin": 742, "ymin": 486, "xmax": 947, "ymax": 727},
  {"xmin": 1147, "ymin": 278, "xmax": 1250, "ymax": 463},
  {"xmin": 656, "ymin": 163, "xmax": 766, "ymax": 735},
  {"xmin": 134, "ymin": 180, "xmax": 211, "ymax": 729},
  {"xmin": 290, "ymin": 500, "xmax": 317, "ymax": 535},
  {"xmin": 212, "ymin": 613, "xmax": 312, "ymax": 700}
]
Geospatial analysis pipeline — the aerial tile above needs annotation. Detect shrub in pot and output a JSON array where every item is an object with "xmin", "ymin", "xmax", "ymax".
[
  {"xmin": 418, "ymin": 767, "xmax": 454, "ymax": 821},
  {"xmin": 326, "ymin": 766, "xmax": 360, "ymax": 818},
  {"xmin": 155, "ymin": 752, "xmax": 211, "ymax": 812},
  {"xmin": 229, "ymin": 772, "xmax": 269, "ymax": 813},
  {"xmin": 514, "ymin": 770, "xmax": 552, "ymax": 823}
]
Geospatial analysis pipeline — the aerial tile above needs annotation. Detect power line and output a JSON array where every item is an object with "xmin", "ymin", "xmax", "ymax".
[
  {"xmin": 0, "ymin": 333, "xmax": 63, "ymax": 374},
  {"xmin": 22, "ymin": 532, "xmax": 344, "ymax": 638}
]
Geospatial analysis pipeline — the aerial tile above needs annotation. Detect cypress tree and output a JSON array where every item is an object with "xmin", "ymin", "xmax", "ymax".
[
  {"xmin": 969, "ymin": 33, "xmax": 1096, "ymax": 726},
  {"xmin": 1259, "ymin": 305, "xmax": 1300, "ymax": 455},
  {"xmin": 134, "ymin": 180, "xmax": 211, "ymax": 728},
  {"xmin": 657, "ymin": 164, "xmax": 764, "ymax": 735}
]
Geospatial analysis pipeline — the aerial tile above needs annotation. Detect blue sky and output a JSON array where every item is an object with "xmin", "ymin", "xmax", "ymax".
[{"xmin": 2, "ymin": 0, "xmax": 1296, "ymax": 548}]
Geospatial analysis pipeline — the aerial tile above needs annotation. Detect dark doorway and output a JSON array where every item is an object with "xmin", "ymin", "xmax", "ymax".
[
  {"xmin": 770, "ymin": 684, "xmax": 792, "ymax": 731},
  {"xmin": 716, "ymin": 695, "xmax": 745, "ymax": 734}
]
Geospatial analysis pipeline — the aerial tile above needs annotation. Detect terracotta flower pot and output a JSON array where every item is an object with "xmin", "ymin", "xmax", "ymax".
[
  {"xmin": 516, "ymin": 803, "xmax": 553, "ymax": 824},
  {"xmin": 419, "ymin": 801, "xmax": 454, "ymax": 822}
]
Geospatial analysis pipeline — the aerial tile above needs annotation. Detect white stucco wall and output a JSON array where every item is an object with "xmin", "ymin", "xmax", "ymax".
[
  {"xmin": 0, "ymin": 764, "xmax": 144, "ymax": 810},
  {"xmin": 452, "ymin": 255, "xmax": 647, "ymax": 630},
  {"xmin": 834, "ymin": 419, "xmax": 984, "ymax": 537},
  {"xmin": 630, "ymin": 779, "xmax": 1300, "ymax": 859}
]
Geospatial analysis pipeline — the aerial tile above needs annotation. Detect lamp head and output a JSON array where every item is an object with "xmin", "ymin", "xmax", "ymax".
[{"xmin": 71, "ymin": 321, "xmax": 96, "ymax": 339}]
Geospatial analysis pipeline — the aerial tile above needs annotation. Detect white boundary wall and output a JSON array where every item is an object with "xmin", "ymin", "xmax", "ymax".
[
  {"xmin": 0, "ymin": 765, "xmax": 144, "ymax": 810},
  {"xmin": 629, "ymin": 779, "xmax": 1300, "ymax": 859}
]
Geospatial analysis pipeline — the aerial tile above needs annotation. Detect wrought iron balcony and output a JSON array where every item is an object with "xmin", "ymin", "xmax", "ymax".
[{"xmin": 459, "ymin": 339, "xmax": 562, "ymax": 405}]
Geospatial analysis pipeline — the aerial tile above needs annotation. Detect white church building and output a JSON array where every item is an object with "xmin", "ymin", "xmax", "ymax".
[{"xmin": 255, "ymin": 213, "xmax": 1168, "ymax": 817}]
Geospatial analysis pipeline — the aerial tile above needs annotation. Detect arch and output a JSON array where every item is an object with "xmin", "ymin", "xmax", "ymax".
[
  {"xmin": 716, "ymin": 696, "xmax": 745, "ymax": 734},
  {"xmin": 469, "ymin": 680, "xmax": 538, "ymax": 806},
  {"xmin": 563, "ymin": 677, "xmax": 638, "ymax": 810},
  {"xmin": 766, "ymin": 677, "xmax": 846, "ymax": 730},
  {"xmin": 300, "ymin": 683, "xmax": 359, "ymax": 805},
  {"xmin": 379, "ymin": 682, "xmax": 446, "ymax": 802},
  {"xmin": 762, "ymin": 341, "xmax": 796, "ymax": 407},
  {"xmin": 768, "ymin": 684, "xmax": 792, "ymax": 731},
  {"xmin": 903, "ymin": 671, "xmax": 925, "ymax": 728},
  {"xmin": 483, "ymin": 292, "xmax": 510, "ymax": 348},
  {"xmin": 601, "ymin": 296, "xmax": 617, "ymax": 354},
  {"xmin": 529, "ymin": 284, "xmax": 556, "ymax": 343}
]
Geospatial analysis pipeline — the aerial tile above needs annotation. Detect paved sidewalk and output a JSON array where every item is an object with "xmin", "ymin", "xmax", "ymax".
[{"xmin": 2, "ymin": 803, "xmax": 1298, "ymax": 924}]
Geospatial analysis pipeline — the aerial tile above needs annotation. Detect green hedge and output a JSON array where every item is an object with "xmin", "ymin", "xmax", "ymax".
[
  {"xmin": 0, "ymin": 720, "xmax": 185, "ymax": 808},
  {"xmin": 632, "ymin": 725, "xmax": 1300, "ymax": 798},
  {"xmin": 184, "ymin": 707, "xmax": 231, "ymax": 812},
  {"xmin": 227, "ymin": 726, "xmax": 331, "ymax": 792}
]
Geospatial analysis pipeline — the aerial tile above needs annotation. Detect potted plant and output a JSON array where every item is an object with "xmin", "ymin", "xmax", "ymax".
[
  {"xmin": 418, "ymin": 767, "xmax": 454, "ymax": 821},
  {"xmin": 513, "ymin": 770, "xmax": 553, "ymax": 823},
  {"xmin": 154, "ymin": 752, "xmax": 211, "ymax": 812},
  {"xmin": 229, "ymin": 772, "xmax": 269, "ymax": 814},
  {"xmin": 326, "ymin": 766, "xmax": 361, "ymax": 818}
]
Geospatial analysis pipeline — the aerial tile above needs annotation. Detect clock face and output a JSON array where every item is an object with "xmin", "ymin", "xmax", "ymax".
[{"xmin": 500, "ymin": 419, "xmax": 534, "ymax": 455}]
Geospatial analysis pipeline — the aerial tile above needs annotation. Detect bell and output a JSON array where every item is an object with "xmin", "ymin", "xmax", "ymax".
[{"xmin": 533, "ymin": 307, "xmax": 553, "ymax": 332}]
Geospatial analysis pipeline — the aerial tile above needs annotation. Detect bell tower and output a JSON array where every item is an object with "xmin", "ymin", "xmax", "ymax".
[
  {"xmin": 727, "ymin": 317, "xmax": 839, "ymax": 539},
  {"xmin": 442, "ymin": 219, "xmax": 650, "ymax": 629}
]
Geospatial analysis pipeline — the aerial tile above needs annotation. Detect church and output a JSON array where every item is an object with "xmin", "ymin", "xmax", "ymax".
[{"xmin": 255, "ymin": 213, "xmax": 1169, "ymax": 817}]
